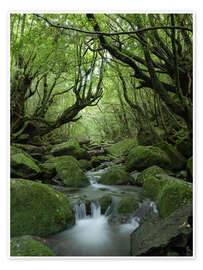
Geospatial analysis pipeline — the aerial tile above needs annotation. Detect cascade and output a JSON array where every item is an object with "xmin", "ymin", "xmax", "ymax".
[
  {"xmin": 74, "ymin": 201, "xmax": 102, "ymax": 220},
  {"xmin": 74, "ymin": 203, "xmax": 87, "ymax": 220}
]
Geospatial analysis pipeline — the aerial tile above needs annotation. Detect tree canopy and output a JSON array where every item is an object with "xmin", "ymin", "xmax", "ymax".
[{"xmin": 10, "ymin": 13, "xmax": 193, "ymax": 144}]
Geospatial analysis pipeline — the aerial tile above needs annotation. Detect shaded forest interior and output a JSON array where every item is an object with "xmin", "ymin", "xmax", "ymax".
[{"xmin": 10, "ymin": 13, "xmax": 193, "ymax": 257}]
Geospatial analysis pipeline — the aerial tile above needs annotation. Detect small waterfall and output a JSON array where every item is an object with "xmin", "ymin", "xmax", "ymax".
[
  {"xmin": 74, "ymin": 201, "xmax": 102, "ymax": 220},
  {"xmin": 74, "ymin": 203, "xmax": 87, "ymax": 220},
  {"xmin": 91, "ymin": 201, "xmax": 101, "ymax": 218}
]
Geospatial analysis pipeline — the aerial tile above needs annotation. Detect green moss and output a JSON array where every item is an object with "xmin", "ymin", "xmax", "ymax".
[
  {"xmin": 125, "ymin": 145, "xmax": 171, "ymax": 172},
  {"xmin": 99, "ymin": 166, "xmax": 133, "ymax": 185},
  {"xmin": 51, "ymin": 140, "xmax": 90, "ymax": 160},
  {"xmin": 135, "ymin": 165, "xmax": 166, "ymax": 186},
  {"xmin": 117, "ymin": 197, "xmax": 139, "ymax": 214},
  {"xmin": 99, "ymin": 195, "xmax": 112, "ymax": 214},
  {"xmin": 11, "ymin": 179, "xmax": 75, "ymax": 237},
  {"xmin": 143, "ymin": 175, "xmax": 167, "ymax": 199},
  {"xmin": 91, "ymin": 155, "xmax": 112, "ymax": 168},
  {"xmin": 11, "ymin": 146, "xmax": 41, "ymax": 178},
  {"xmin": 104, "ymin": 138, "xmax": 137, "ymax": 157},
  {"xmin": 157, "ymin": 181, "xmax": 192, "ymax": 217},
  {"xmin": 55, "ymin": 156, "xmax": 89, "ymax": 187},
  {"xmin": 143, "ymin": 174, "xmax": 192, "ymax": 217},
  {"xmin": 156, "ymin": 142, "xmax": 186, "ymax": 170},
  {"xmin": 78, "ymin": 159, "xmax": 92, "ymax": 170},
  {"xmin": 10, "ymin": 236, "xmax": 55, "ymax": 256}
]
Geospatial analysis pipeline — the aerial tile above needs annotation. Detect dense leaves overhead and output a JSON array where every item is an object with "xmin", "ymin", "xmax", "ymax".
[{"xmin": 10, "ymin": 13, "xmax": 193, "ymax": 144}]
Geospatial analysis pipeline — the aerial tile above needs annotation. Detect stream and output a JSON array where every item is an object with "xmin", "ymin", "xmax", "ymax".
[{"xmin": 46, "ymin": 163, "xmax": 159, "ymax": 256}]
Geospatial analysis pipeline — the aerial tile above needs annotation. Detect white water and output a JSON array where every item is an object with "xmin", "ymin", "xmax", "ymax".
[
  {"xmin": 47, "ymin": 164, "xmax": 159, "ymax": 256},
  {"xmin": 48, "ymin": 201, "xmax": 138, "ymax": 256}
]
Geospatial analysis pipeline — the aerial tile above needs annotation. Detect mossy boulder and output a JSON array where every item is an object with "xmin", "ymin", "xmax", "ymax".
[
  {"xmin": 99, "ymin": 195, "xmax": 112, "ymax": 214},
  {"xmin": 99, "ymin": 166, "xmax": 133, "ymax": 185},
  {"xmin": 134, "ymin": 165, "xmax": 166, "ymax": 187},
  {"xmin": 91, "ymin": 155, "xmax": 112, "ymax": 168},
  {"xmin": 51, "ymin": 140, "xmax": 90, "ymax": 160},
  {"xmin": 117, "ymin": 197, "xmax": 139, "ymax": 214},
  {"xmin": 143, "ymin": 174, "xmax": 192, "ymax": 217},
  {"xmin": 78, "ymin": 159, "xmax": 92, "ymax": 170},
  {"xmin": 11, "ymin": 146, "xmax": 41, "ymax": 179},
  {"xmin": 104, "ymin": 138, "xmax": 137, "ymax": 157},
  {"xmin": 55, "ymin": 156, "xmax": 89, "ymax": 187},
  {"xmin": 10, "ymin": 236, "xmax": 55, "ymax": 256},
  {"xmin": 12, "ymin": 143, "xmax": 47, "ymax": 161},
  {"xmin": 187, "ymin": 156, "xmax": 193, "ymax": 179},
  {"xmin": 157, "ymin": 180, "xmax": 192, "ymax": 218},
  {"xmin": 11, "ymin": 179, "xmax": 75, "ymax": 237},
  {"xmin": 125, "ymin": 145, "xmax": 171, "ymax": 172},
  {"xmin": 156, "ymin": 142, "xmax": 186, "ymax": 170}
]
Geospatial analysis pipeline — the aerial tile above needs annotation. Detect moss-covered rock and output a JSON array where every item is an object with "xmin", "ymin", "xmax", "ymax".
[
  {"xmin": 10, "ymin": 236, "xmax": 55, "ymax": 256},
  {"xmin": 125, "ymin": 145, "xmax": 171, "ymax": 172},
  {"xmin": 55, "ymin": 156, "xmax": 89, "ymax": 187},
  {"xmin": 11, "ymin": 146, "xmax": 41, "ymax": 179},
  {"xmin": 156, "ymin": 142, "xmax": 186, "ymax": 170},
  {"xmin": 91, "ymin": 155, "xmax": 112, "ymax": 168},
  {"xmin": 78, "ymin": 159, "xmax": 92, "ymax": 170},
  {"xmin": 134, "ymin": 165, "xmax": 166, "ymax": 187},
  {"xmin": 99, "ymin": 166, "xmax": 133, "ymax": 185},
  {"xmin": 143, "ymin": 174, "xmax": 192, "ymax": 217},
  {"xmin": 104, "ymin": 138, "xmax": 137, "ymax": 157},
  {"xmin": 117, "ymin": 197, "xmax": 139, "ymax": 214},
  {"xmin": 157, "ymin": 180, "xmax": 192, "ymax": 217},
  {"xmin": 99, "ymin": 195, "xmax": 112, "ymax": 214},
  {"xmin": 187, "ymin": 156, "xmax": 193, "ymax": 179},
  {"xmin": 11, "ymin": 179, "xmax": 75, "ymax": 237},
  {"xmin": 51, "ymin": 140, "xmax": 90, "ymax": 160}
]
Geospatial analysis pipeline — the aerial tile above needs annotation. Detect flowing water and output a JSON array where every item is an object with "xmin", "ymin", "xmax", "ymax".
[{"xmin": 46, "ymin": 163, "xmax": 158, "ymax": 256}]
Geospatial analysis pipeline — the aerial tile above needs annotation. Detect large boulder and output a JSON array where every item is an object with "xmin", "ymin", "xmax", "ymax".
[
  {"xmin": 156, "ymin": 142, "xmax": 186, "ymax": 171},
  {"xmin": 78, "ymin": 159, "xmax": 92, "ymax": 171},
  {"xmin": 12, "ymin": 143, "xmax": 46, "ymax": 161},
  {"xmin": 99, "ymin": 166, "xmax": 133, "ymax": 185},
  {"xmin": 55, "ymin": 156, "xmax": 89, "ymax": 187},
  {"xmin": 51, "ymin": 140, "xmax": 90, "ymax": 160},
  {"xmin": 104, "ymin": 138, "xmax": 137, "ymax": 157},
  {"xmin": 11, "ymin": 179, "xmax": 75, "ymax": 237},
  {"xmin": 130, "ymin": 205, "xmax": 192, "ymax": 256},
  {"xmin": 10, "ymin": 236, "xmax": 55, "ymax": 256},
  {"xmin": 134, "ymin": 165, "xmax": 166, "ymax": 187},
  {"xmin": 125, "ymin": 145, "xmax": 171, "ymax": 172},
  {"xmin": 143, "ymin": 174, "xmax": 192, "ymax": 217},
  {"xmin": 117, "ymin": 197, "xmax": 139, "ymax": 215},
  {"xmin": 11, "ymin": 146, "xmax": 41, "ymax": 179}
]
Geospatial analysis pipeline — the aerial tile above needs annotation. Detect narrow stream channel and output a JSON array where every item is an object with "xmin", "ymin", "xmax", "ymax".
[{"xmin": 46, "ymin": 163, "xmax": 158, "ymax": 256}]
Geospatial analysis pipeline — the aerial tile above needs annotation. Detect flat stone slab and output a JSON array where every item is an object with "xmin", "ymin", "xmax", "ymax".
[{"xmin": 130, "ymin": 204, "xmax": 192, "ymax": 256}]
